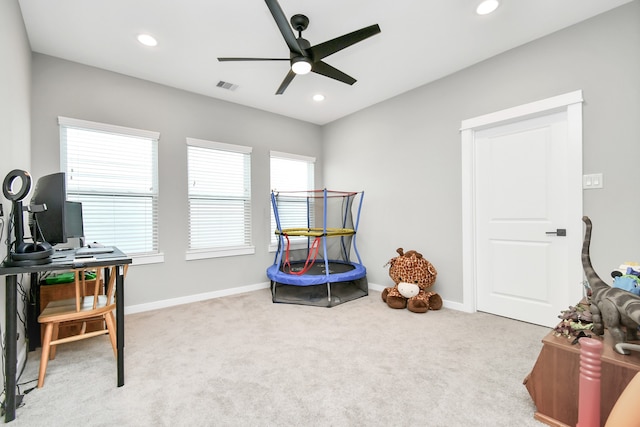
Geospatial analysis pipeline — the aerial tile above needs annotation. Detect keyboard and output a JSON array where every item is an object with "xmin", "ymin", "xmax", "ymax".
[{"xmin": 75, "ymin": 246, "xmax": 114, "ymax": 255}]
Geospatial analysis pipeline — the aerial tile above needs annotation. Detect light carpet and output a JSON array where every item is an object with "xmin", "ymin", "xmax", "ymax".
[{"xmin": 11, "ymin": 289, "xmax": 548, "ymax": 426}]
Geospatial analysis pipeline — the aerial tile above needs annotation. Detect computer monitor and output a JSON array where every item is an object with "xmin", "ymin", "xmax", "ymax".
[
  {"xmin": 65, "ymin": 201, "xmax": 84, "ymax": 241},
  {"xmin": 30, "ymin": 172, "xmax": 67, "ymax": 245}
]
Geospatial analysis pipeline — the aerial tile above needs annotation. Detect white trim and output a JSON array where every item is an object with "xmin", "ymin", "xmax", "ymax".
[
  {"xmin": 132, "ymin": 253, "xmax": 165, "ymax": 265},
  {"xmin": 186, "ymin": 245, "xmax": 255, "ymax": 260},
  {"xmin": 186, "ymin": 137, "xmax": 252, "ymax": 154},
  {"xmin": 123, "ymin": 281, "xmax": 470, "ymax": 316},
  {"xmin": 460, "ymin": 90, "xmax": 583, "ymax": 131},
  {"xmin": 460, "ymin": 127, "xmax": 477, "ymax": 313},
  {"xmin": 461, "ymin": 90, "xmax": 584, "ymax": 314},
  {"xmin": 270, "ymin": 150, "xmax": 316, "ymax": 163},
  {"xmin": 367, "ymin": 283, "xmax": 471, "ymax": 312},
  {"xmin": 58, "ymin": 116, "xmax": 160, "ymax": 140},
  {"xmin": 124, "ymin": 281, "xmax": 270, "ymax": 315}
]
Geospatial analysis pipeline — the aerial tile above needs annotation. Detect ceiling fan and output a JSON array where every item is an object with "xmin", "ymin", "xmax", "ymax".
[{"xmin": 218, "ymin": 0, "xmax": 381, "ymax": 95}]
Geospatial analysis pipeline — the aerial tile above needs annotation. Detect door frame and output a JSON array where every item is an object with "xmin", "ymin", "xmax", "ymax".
[{"xmin": 460, "ymin": 90, "xmax": 584, "ymax": 314}]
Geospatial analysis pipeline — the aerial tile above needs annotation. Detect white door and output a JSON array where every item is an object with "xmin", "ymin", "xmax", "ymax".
[{"xmin": 461, "ymin": 91, "xmax": 584, "ymax": 328}]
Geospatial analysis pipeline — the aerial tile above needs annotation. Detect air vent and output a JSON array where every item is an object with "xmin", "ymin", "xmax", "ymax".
[{"xmin": 216, "ymin": 80, "xmax": 239, "ymax": 91}]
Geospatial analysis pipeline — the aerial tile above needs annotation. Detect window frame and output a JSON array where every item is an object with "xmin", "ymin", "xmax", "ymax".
[
  {"xmin": 185, "ymin": 137, "xmax": 254, "ymax": 261},
  {"xmin": 269, "ymin": 151, "xmax": 316, "ymax": 252},
  {"xmin": 58, "ymin": 116, "xmax": 162, "ymax": 265}
]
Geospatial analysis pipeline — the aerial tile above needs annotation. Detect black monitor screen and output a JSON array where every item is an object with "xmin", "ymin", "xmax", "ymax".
[
  {"xmin": 65, "ymin": 201, "xmax": 84, "ymax": 239},
  {"xmin": 30, "ymin": 172, "xmax": 67, "ymax": 245}
]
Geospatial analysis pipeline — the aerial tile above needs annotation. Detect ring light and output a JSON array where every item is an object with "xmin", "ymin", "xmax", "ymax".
[
  {"xmin": 2, "ymin": 169, "xmax": 31, "ymax": 201},
  {"xmin": 2, "ymin": 169, "xmax": 53, "ymax": 266}
]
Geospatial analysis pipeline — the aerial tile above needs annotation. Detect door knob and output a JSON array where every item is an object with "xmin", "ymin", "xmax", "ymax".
[{"xmin": 546, "ymin": 229, "xmax": 567, "ymax": 236}]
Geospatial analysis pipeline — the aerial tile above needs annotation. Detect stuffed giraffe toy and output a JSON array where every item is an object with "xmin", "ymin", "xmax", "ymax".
[{"xmin": 382, "ymin": 248, "xmax": 442, "ymax": 313}]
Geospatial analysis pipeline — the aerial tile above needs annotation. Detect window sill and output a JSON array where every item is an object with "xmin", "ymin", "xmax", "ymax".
[
  {"xmin": 186, "ymin": 246, "xmax": 255, "ymax": 261},
  {"xmin": 268, "ymin": 241, "xmax": 310, "ymax": 253},
  {"xmin": 132, "ymin": 253, "xmax": 165, "ymax": 265}
]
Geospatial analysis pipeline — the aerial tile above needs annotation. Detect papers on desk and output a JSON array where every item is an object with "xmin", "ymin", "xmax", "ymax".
[{"xmin": 76, "ymin": 246, "xmax": 115, "ymax": 256}]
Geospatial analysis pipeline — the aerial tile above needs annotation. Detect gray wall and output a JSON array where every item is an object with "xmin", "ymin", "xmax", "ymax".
[
  {"xmin": 6, "ymin": 1, "xmax": 640, "ymax": 312},
  {"xmin": 1, "ymin": 0, "xmax": 32, "ymax": 255},
  {"xmin": 1, "ymin": 0, "xmax": 33, "ymax": 382},
  {"xmin": 323, "ymin": 1, "xmax": 640, "ymax": 304},
  {"xmin": 30, "ymin": 54, "xmax": 323, "ymax": 307}
]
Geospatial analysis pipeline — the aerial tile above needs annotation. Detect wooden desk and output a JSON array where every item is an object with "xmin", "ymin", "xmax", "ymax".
[
  {"xmin": 524, "ymin": 330, "xmax": 640, "ymax": 426},
  {"xmin": 0, "ymin": 248, "xmax": 130, "ymax": 423}
]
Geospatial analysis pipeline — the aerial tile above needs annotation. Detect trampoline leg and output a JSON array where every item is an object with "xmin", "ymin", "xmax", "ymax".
[
  {"xmin": 270, "ymin": 280, "xmax": 276, "ymax": 302},
  {"xmin": 327, "ymin": 283, "xmax": 332, "ymax": 307}
]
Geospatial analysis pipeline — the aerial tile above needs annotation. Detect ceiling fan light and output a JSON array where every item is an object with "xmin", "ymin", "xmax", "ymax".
[
  {"xmin": 476, "ymin": 0, "xmax": 500, "ymax": 15},
  {"xmin": 291, "ymin": 57, "xmax": 312, "ymax": 75}
]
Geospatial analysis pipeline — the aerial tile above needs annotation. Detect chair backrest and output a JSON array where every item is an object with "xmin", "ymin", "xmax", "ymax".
[
  {"xmin": 74, "ymin": 267, "xmax": 103, "ymax": 312},
  {"xmin": 72, "ymin": 264, "xmax": 127, "ymax": 313}
]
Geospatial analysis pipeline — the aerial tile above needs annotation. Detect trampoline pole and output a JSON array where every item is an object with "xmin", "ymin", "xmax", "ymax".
[
  {"xmin": 306, "ymin": 193, "xmax": 311, "ymax": 252},
  {"xmin": 353, "ymin": 191, "xmax": 365, "ymax": 265},
  {"xmin": 339, "ymin": 195, "xmax": 350, "ymax": 261},
  {"xmin": 354, "ymin": 191, "xmax": 364, "ymax": 232},
  {"xmin": 271, "ymin": 191, "xmax": 284, "ymax": 267},
  {"xmin": 322, "ymin": 189, "xmax": 330, "ymax": 274}
]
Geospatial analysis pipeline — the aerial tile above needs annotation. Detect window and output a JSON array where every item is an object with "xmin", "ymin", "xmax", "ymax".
[
  {"xmin": 186, "ymin": 138, "xmax": 253, "ymax": 259},
  {"xmin": 269, "ymin": 151, "xmax": 315, "ymax": 249},
  {"xmin": 59, "ymin": 117, "xmax": 160, "ymax": 260}
]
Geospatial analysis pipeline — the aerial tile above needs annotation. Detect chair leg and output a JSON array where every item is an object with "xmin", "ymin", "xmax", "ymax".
[
  {"xmin": 38, "ymin": 323, "xmax": 54, "ymax": 388},
  {"xmin": 104, "ymin": 312, "xmax": 117, "ymax": 358},
  {"xmin": 50, "ymin": 322, "xmax": 60, "ymax": 360}
]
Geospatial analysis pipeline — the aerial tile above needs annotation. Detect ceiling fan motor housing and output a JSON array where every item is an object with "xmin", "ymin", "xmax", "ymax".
[{"xmin": 290, "ymin": 14, "xmax": 309, "ymax": 32}]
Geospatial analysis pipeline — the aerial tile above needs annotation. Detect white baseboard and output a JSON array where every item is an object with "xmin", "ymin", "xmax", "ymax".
[
  {"xmin": 124, "ymin": 281, "xmax": 472, "ymax": 315},
  {"xmin": 367, "ymin": 283, "xmax": 386, "ymax": 293},
  {"xmin": 443, "ymin": 299, "xmax": 473, "ymax": 312},
  {"xmin": 124, "ymin": 282, "xmax": 271, "ymax": 315},
  {"xmin": 367, "ymin": 282, "xmax": 472, "ymax": 312}
]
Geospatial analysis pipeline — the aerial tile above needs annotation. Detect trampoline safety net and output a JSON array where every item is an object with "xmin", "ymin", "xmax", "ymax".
[{"xmin": 267, "ymin": 189, "xmax": 367, "ymax": 307}]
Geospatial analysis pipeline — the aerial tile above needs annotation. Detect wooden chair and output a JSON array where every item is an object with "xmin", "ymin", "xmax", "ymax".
[{"xmin": 37, "ymin": 264, "xmax": 128, "ymax": 387}]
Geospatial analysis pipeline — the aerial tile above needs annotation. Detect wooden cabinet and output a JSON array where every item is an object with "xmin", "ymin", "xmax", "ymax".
[
  {"xmin": 38, "ymin": 279, "xmax": 105, "ymax": 343},
  {"xmin": 524, "ymin": 330, "xmax": 640, "ymax": 426}
]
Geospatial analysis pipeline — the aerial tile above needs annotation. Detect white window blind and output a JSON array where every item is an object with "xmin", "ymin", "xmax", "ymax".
[
  {"xmin": 187, "ymin": 138, "xmax": 252, "ymax": 255},
  {"xmin": 59, "ymin": 117, "xmax": 159, "ymax": 256},
  {"xmin": 270, "ymin": 151, "xmax": 315, "ymax": 246}
]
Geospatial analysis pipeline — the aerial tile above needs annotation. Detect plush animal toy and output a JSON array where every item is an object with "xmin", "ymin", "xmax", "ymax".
[{"xmin": 382, "ymin": 248, "xmax": 442, "ymax": 313}]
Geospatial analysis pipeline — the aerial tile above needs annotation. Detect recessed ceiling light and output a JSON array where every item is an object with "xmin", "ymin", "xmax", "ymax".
[
  {"xmin": 476, "ymin": 0, "xmax": 500, "ymax": 15},
  {"xmin": 137, "ymin": 34, "xmax": 158, "ymax": 47},
  {"xmin": 313, "ymin": 94, "xmax": 325, "ymax": 102}
]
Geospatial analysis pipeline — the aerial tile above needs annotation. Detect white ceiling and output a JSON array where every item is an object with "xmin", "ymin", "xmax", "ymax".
[{"xmin": 18, "ymin": 0, "xmax": 633, "ymax": 125}]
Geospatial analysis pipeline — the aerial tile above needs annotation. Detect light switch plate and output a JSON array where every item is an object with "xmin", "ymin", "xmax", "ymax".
[{"xmin": 583, "ymin": 173, "xmax": 603, "ymax": 189}]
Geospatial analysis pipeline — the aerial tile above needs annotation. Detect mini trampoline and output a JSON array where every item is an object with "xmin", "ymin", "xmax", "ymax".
[{"xmin": 267, "ymin": 189, "xmax": 367, "ymax": 307}]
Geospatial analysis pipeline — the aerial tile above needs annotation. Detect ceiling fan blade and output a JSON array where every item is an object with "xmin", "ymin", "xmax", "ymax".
[
  {"xmin": 276, "ymin": 69, "xmax": 296, "ymax": 95},
  {"xmin": 264, "ymin": 0, "xmax": 303, "ymax": 55},
  {"xmin": 311, "ymin": 61, "xmax": 356, "ymax": 85},
  {"xmin": 309, "ymin": 24, "xmax": 381, "ymax": 61},
  {"xmin": 218, "ymin": 57, "xmax": 289, "ymax": 62}
]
